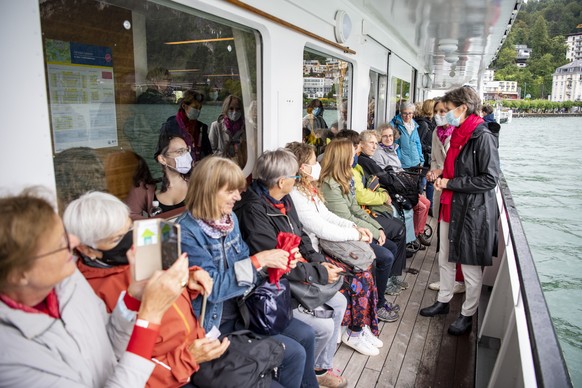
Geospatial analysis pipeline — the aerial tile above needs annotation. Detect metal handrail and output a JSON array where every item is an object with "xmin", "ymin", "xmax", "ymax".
[{"xmin": 498, "ymin": 174, "xmax": 572, "ymax": 387}]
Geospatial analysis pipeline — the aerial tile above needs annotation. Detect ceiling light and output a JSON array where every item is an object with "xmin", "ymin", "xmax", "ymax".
[
  {"xmin": 439, "ymin": 38, "xmax": 458, "ymax": 53},
  {"xmin": 445, "ymin": 54, "xmax": 459, "ymax": 63}
]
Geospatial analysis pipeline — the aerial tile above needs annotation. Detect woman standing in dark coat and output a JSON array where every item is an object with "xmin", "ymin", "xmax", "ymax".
[{"xmin": 419, "ymin": 86, "xmax": 500, "ymax": 336}]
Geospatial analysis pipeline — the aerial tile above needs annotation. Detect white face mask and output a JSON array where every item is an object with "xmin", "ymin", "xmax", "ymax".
[
  {"xmin": 445, "ymin": 106, "xmax": 462, "ymax": 127},
  {"xmin": 172, "ymin": 152, "xmax": 193, "ymax": 174},
  {"xmin": 227, "ymin": 111, "xmax": 242, "ymax": 122},
  {"xmin": 434, "ymin": 114, "xmax": 447, "ymax": 127},
  {"xmin": 305, "ymin": 162, "xmax": 321, "ymax": 180}
]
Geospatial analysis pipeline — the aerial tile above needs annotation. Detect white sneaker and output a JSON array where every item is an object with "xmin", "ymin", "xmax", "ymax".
[
  {"xmin": 338, "ymin": 326, "xmax": 347, "ymax": 344},
  {"xmin": 453, "ymin": 281, "xmax": 466, "ymax": 294},
  {"xmin": 362, "ymin": 326, "xmax": 384, "ymax": 348},
  {"xmin": 428, "ymin": 281, "xmax": 440, "ymax": 291},
  {"xmin": 341, "ymin": 330, "xmax": 380, "ymax": 356}
]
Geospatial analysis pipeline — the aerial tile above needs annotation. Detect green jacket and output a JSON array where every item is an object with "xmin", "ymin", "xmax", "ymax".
[
  {"xmin": 320, "ymin": 177, "xmax": 383, "ymax": 239},
  {"xmin": 352, "ymin": 165, "xmax": 390, "ymax": 206}
]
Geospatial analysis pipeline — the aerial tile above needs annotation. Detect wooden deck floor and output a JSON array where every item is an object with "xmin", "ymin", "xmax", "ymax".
[{"xmin": 334, "ymin": 216, "xmax": 477, "ymax": 388}]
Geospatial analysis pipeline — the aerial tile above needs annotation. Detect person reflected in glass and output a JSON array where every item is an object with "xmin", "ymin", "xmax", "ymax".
[
  {"xmin": 137, "ymin": 67, "xmax": 175, "ymax": 104},
  {"xmin": 162, "ymin": 90, "xmax": 212, "ymax": 163},
  {"xmin": 419, "ymin": 86, "xmax": 500, "ymax": 336},
  {"xmin": 209, "ymin": 95, "xmax": 246, "ymax": 167}
]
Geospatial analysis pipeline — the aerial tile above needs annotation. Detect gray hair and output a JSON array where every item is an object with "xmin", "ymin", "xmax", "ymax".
[
  {"xmin": 63, "ymin": 191, "xmax": 129, "ymax": 247},
  {"xmin": 360, "ymin": 130, "xmax": 379, "ymax": 143},
  {"xmin": 399, "ymin": 101, "xmax": 415, "ymax": 112},
  {"xmin": 254, "ymin": 148, "xmax": 298, "ymax": 189}
]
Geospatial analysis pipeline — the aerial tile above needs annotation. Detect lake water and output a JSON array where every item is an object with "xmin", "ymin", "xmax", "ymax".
[{"xmin": 499, "ymin": 116, "xmax": 582, "ymax": 386}]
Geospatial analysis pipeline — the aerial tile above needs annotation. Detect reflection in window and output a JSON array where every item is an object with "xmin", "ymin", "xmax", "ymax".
[
  {"xmin": 368, "ymin": 71, "xmax": 387, "ymax": 129},
  {"xmin": 302, "ymin": 49, "xmax": 352, "ymax": 155},
  {"xmin": 389, "ymin": 77, "xmax": 410, "ymax": 119},
  {"xmin": 40, "ymin": 0, "xmax": 260, "ymax": 214}
]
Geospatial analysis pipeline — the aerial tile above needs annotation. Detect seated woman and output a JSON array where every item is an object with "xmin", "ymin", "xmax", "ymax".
[
  {"xmin": 234, "ymin": 149, "xmax": 351, "ymax": 385},
  {"xmin": 161, "ymin": 89, "xmax": 212, "ymax": 163},
  {"xmin": 285, "ymin": 141, "xmax": 397, "ymax": 354},
  {"xmin": 354, "ymin": 131, "xmax": 409, "ymax": 295},
  {"xmin": 177, "ymin": 156, "xmax": 314, "ymax": 388},
  {"xmin": 360, "ymin": 125, "xmax": 431, "ymax": 247},
  {"xmin": 0, "ymin": 189, "xmax": 185, "ymax": 386},
  {"xmin": 318, "ymin": 139, "xmax": 399, "ymax": 315},
  {"xmin": 126, "ymin": 129, "xmax": 191, "ymax": 219},
  {"xmin": 64, "ymin": 191, "xmax": 228, "ymax": 388}
]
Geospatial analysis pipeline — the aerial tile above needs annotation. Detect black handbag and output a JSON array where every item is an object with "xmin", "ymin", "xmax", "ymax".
[
  {"xmin": 238, "ymin": 278, "xmax": 293, "ymax": 336},
  {"xmin": 190, "ymin": 330, "xmax": 285, "ymax": 388},
  {"xmin": 288, "ymin": 276, "xmax": 343, "ymax": 312}
]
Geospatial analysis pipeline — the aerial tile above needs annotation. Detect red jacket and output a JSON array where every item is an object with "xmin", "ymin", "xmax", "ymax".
[{"xmin": 77, "ymin": 260, "xmax": 205, "ymax": 388}]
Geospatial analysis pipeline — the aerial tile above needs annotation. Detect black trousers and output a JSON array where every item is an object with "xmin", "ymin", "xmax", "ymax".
[{"xmin": 374, "ymin": 213, "xmax": 407, "ymax": 277}]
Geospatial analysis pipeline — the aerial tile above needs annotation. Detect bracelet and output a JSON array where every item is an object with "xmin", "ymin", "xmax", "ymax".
[{"xmin": 135, "ymin": 318, "xmax": 161, "ymax": 331}]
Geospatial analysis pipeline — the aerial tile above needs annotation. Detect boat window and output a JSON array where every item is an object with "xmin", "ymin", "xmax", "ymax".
[
  {"xmin": 302, "ymin": 48, "xmax": 352, "ymax": 156},
  {"xmin": 368, "ymin": 71, "xmax": 387, "ymax": 129},
  {"xmin": 40, "ymin": 0, "xmax": 261, "ymax": 210},
  {"xmin": 389, "ymin": 77, "xmax": 411, "ymax": 119}
]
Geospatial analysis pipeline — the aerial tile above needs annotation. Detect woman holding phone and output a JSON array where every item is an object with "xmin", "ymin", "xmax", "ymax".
[
  {"xmin": 0, "ymin": 189, "xmax": 184, "ymax": 386},
  {"xmin": 64, "ymin": 191, "xmax": 228, "ymax": 388}
]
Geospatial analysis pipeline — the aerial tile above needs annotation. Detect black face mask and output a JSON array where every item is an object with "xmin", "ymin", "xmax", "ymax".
[{"xmin": 91, "ymin": 230, "xmax": 133, "ymax": 266}]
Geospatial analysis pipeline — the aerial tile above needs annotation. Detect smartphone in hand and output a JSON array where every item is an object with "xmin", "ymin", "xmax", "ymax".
[{"xmin": 133, "ymin": 219, "xmax": 181, "ymax": 281}]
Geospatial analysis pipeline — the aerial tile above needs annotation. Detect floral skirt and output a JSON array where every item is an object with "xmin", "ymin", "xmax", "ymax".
[{"xmin": 327, "ymin": 257, "xmax": 379, "ymax": 335}]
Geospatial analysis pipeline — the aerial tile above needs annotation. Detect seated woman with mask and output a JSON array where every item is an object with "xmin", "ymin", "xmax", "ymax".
[
  {"xmin": 0, "ymin": 189, "xmax": 185, "ymax": 386},
  {"xmin": 64, "ymin": 191, "xmax": 229, "ymax": 388},
  {"xmin": 234, "ymin": 149, "xmax": 351, "ymax": 385},
  {"xmin": 126, "ymin": 129, "xmax": 192, "ymax": 219}
]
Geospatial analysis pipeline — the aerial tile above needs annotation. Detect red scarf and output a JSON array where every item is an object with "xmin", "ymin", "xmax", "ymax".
[
  {"xmin": 439, "ymin": 114, "xmax": 483, "ymax": 222},
  {"xmin": 0, "ymin": 289, "xmax": 60, "ymax": 319}
]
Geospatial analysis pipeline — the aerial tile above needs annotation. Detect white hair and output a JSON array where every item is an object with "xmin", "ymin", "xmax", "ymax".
[
  {"xmin": 63, "ymin": 191, "xmax": 129, "ymax": 247},
  {"xmin": 399, "ymin": 101, "xmax": 415, "ymax": 112}
]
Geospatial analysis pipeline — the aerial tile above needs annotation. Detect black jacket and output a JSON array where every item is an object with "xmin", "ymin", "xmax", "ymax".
[
  {"xmin": 358, "ymin": 153, "xmax": 419, "ymax": 207},
  {"xmin": 234, "ymin": 186, "xmax": 329, "ymax": 286},
  {"xmin": 446, "ymin": 122, "xmax": 500, "ymax": 266},
  {"xmin": 415, "ymin": 116, "xmax": 434, "ymax": 167}
]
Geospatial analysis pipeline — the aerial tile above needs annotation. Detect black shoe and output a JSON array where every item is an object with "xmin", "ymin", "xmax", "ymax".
[
  {"xmin": 448, "ymin": 314, "xmax": 473, "ymax": 335},
  {"xmin": 417, "ymin": 234, "xmax": 431, "ymax": 246},
  {"xmin": 419, "ymin": 302, "xmax": 449, "ymax": 317},
  {"xmin": 406, "ymin": 250, "xmax": 414, "ymax": 258}
]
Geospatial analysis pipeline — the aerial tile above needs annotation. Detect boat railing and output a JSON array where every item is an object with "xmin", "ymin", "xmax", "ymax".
[{"xmin": 477, "ymin": 175, "xmax": 572, "ymax": 387}]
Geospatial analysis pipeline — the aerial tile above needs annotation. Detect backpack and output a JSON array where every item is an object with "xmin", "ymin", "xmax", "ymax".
[{"xmin": 190, "ymin": 330, "xmax": 285, "ymax": 388}]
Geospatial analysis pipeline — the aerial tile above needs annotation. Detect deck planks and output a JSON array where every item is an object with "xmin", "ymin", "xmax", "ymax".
[{"xmin": 334, "ymin": 216, "xmax": 477, "ymax": 388}]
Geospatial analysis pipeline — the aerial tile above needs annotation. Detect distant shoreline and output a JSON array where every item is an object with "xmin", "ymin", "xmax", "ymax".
[{"xmin": 512, "ymin": 112, "xmax": 582, "ymax": 118}]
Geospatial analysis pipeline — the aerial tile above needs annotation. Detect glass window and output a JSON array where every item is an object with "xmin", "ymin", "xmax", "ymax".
[
  {"xmin": 389, "ymin": 77, "xmax": 410, "ymax": 119},
  {"xmin": 368, "ymin": 71, "xmax": 387, "ymax": 129},
  {"xmin": 40, "ymin": 0, "xmax": 260, "ymax": 213},
  {"xmin": 302, "ymin": 49, "xmax": 352, "ymax": 155}
]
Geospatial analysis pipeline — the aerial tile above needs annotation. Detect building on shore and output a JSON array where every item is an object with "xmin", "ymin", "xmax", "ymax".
[
  {"xmin": 566, "ymin": 33, "xmax": 582, "ymax": 62},
  {"xmin": 551, "ymin": 60, "xmax": 582, "ymax": 102}
]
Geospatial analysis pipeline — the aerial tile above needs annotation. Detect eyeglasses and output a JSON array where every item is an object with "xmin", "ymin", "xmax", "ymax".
[
  {"xmin": 286, "ymin": 175, "xmax": 300, "ymax": 182},
  {"xmin": 381, "ymin": 135, "xmax": 393, "ymax": 139},
  {"xmin": 166, "ymin": 147, "xmax": 191, "ymax": 157},
  {"xmin": 401, "ymin": 112, "xmax": 414, "ymax": 116},
  {"xmin": 31, "ymin": 230, "xmax": 71, "ymax": 260}
]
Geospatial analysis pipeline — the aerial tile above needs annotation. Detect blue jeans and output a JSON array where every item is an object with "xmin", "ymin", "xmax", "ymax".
[
  {"xmin": 273, "ymin": 318, "xmax": 318, "ymax": 388},
  {"xmin": 370, "ymin": 242, "xmax": 395, "ymax": 308},
  {"xmin": 425, "ymin": 181, "xmax": 434, "ymax": 211}
]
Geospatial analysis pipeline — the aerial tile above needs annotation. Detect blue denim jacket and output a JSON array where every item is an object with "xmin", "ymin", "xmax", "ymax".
[{"xmin": 177, "ymin": 211, "xmax": 256, "ymax": 332}]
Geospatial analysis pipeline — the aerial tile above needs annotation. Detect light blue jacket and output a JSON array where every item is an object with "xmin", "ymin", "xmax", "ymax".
[
  {"xmin": 177, "ymin": 211, "xmax": 257, "ymax": 332},
  {"xmin": 390, "ymin": 114, "xmax": 424, "ymax": 168}
]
